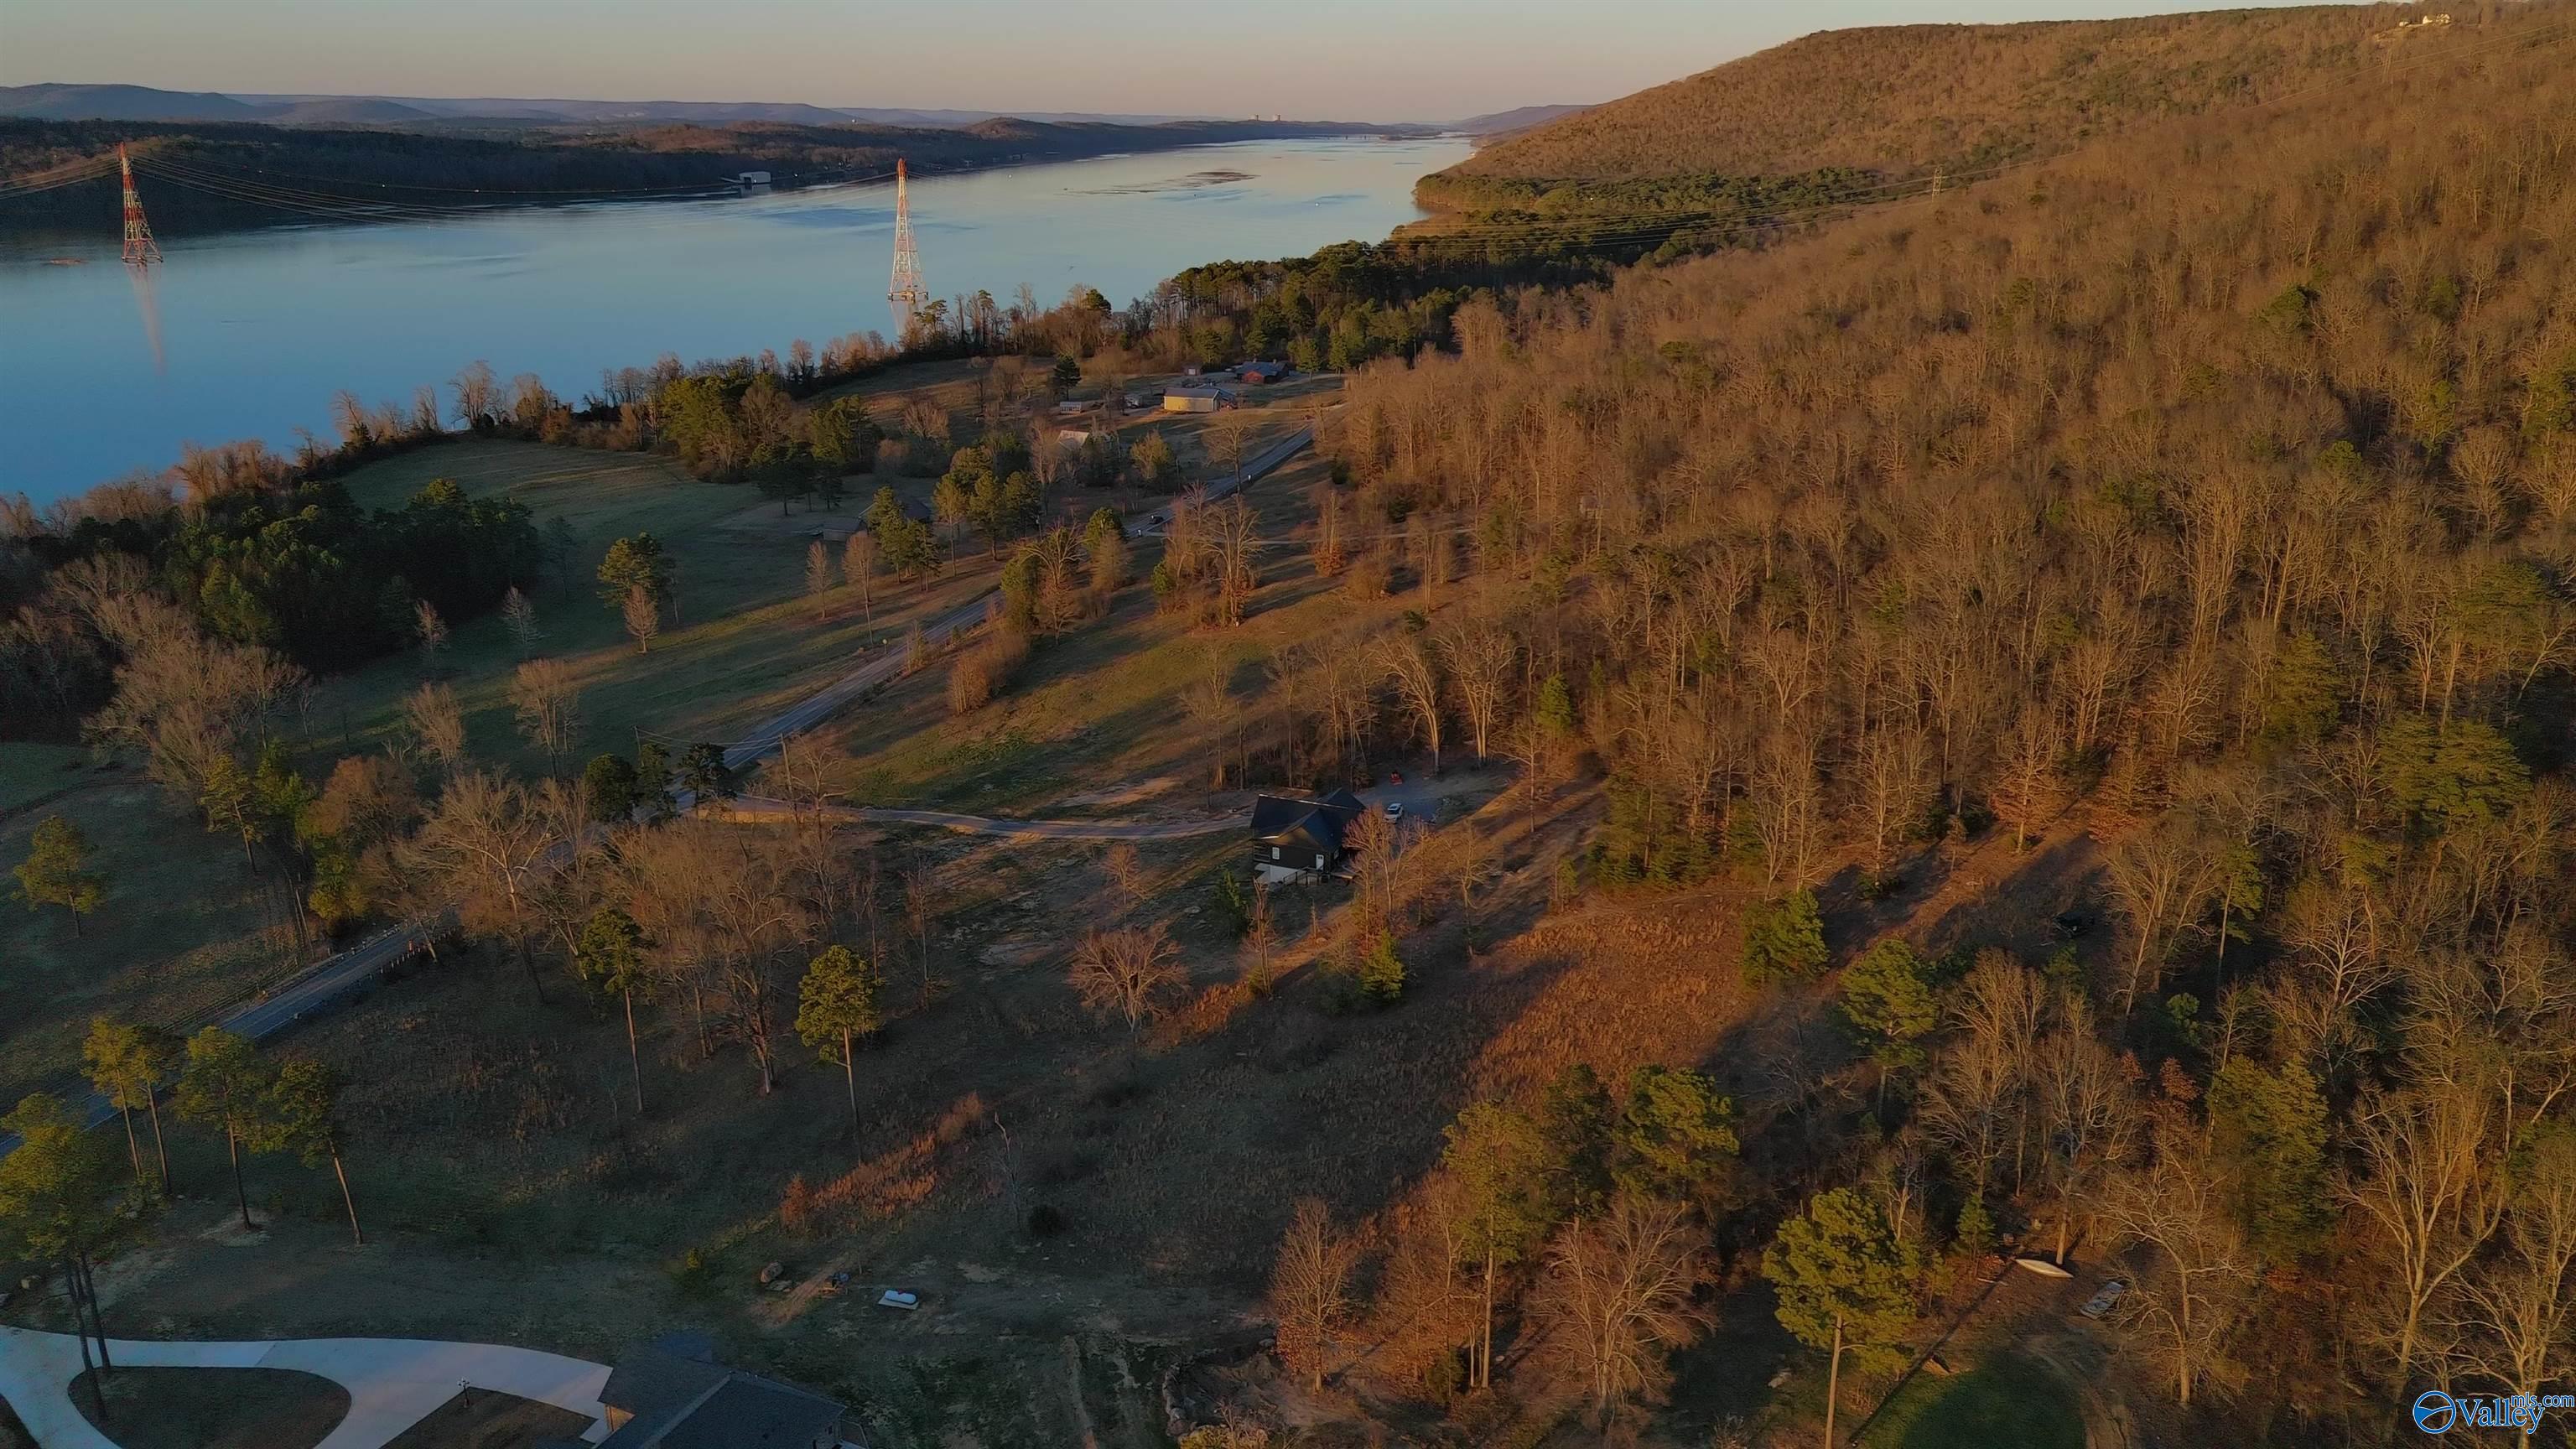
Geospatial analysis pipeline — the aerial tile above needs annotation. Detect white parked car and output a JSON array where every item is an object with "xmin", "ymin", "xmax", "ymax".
[{"xmin": 1384, "ymin": 801, "xmax": 1405, "ymax": 821}]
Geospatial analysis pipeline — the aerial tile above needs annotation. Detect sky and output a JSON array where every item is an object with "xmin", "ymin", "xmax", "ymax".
[{"xmin": 2, "ymin": 0, "xmax": 2340, "ymax": 122}]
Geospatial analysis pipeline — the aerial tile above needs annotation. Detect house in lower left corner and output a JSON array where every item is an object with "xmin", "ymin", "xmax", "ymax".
[{"xmin": 579, "ymin": 1331, "xmax": 855, "ymax": 1448}]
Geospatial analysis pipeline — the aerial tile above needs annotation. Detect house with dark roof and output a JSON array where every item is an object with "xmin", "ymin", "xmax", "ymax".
[
  {"xmin": 586, "ymin": 1332, "xmax": 853, "ymax": 1449},
  {"xmin": 1248, "ymin": 788, "xmax": 1363, "ymax": 883}
]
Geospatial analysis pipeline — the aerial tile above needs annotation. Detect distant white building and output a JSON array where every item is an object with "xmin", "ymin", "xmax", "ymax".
[{"xmin": 733, "ymin": 170, "xmax": 773, "ymax": 188}]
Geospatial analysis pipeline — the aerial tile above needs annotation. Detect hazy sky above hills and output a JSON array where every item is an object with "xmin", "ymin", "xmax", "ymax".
[{"xmin": 5, "ymin": 0, "xmax": 2340, "ymax": 122}]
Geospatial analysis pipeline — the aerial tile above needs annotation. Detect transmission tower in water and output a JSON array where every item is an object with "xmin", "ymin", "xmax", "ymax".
[
  {"xmin": 886, "ymin": 158, "xmax": 926, "ymax": 334},
  {"xmin": 118, "ymin": 143, "xmax": 162, "ymax": 267}
]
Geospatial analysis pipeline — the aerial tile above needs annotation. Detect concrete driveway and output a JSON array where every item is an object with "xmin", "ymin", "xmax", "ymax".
[{"xmin": 0, "ymin": 1327, "xmax": 610, "ymax": 1449}]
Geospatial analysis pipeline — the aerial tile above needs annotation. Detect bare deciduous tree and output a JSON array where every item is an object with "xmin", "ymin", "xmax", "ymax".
[
  {"xmin": 1269, "ymin": 1197, "xmax": 1358, "ymax": 1391},
  {"xmin": 2104, "ymin": 814, "xmax": 2224, "ymax": 1014},
  {"xmin": 2098, "ymin": 1121, "xmax": 2255, "ymax": 1408},
  {"xmin": 622, "ymin": 584, "xmax": 661, "ymax": 654},
  {"xmin": 501, "ymin": 586, "xmax": 543, "ymax": 658},
  {"xmin": 1533, "ymin": 1195, "xmax": 1712, "ymax": 1423},
  {"xmin": 1376, "ymin": 634, "xmax": 1445, "ymax": 774},
  {"xmin": 804, "ymin": 540, "xmax": 834, "ymax": 616},
  {"xmin": 1437, "ymin": 621, "xmax": 1514, "ymax": 761},
  {"xmin": 1208, "ymin": 408, "xmax": 1254, "ymax": 482},
  {"xmin": 618, "ymin": 820, "xmax": 812, "ymax": 1094},
  {"xmin": 412, "ymin": 599, "xmax": 449, "ymax": 673},
  {"xmin": 2032, "ymin": 995, "xmax": 2135, "ymax": 1265},
  {"xmin": 842, "ymin": 530, "xmax": 878, "ymax": 621},
  {"xmin": 2342, "ymin": 1081, "xmax": 2510, "ymax": 1382},
  {"xmin": 1922, "ymin": 953, "xmax": 2045, "ymax": 1196},
  {"xmin": 1100, "ymin": 842, "xmax": 1147, "ymax": 911},
  {"xmin": 507, "ymin": 657, "xmax": 583, "ymax": 774},
  {"xmin": 397, "ymin": 771, "xmax": 561, "ymax": 998},
  {"xmin": 1069, "ymin": 922, "xmax": 1184, "ymax": 1033},
  {"xmin": 1208, "ymin": 496, "xmax": 1261, "ymax": 626},
  {"xmin": 2441, "ymin": 1129, "xmax": 2576, "ymax": 1409},
  {"xmin": 1310, "ymin": 483, "xmax": 1346, "ymax": 579},
  {"xmin": 85, "ymin": 597, "xmax": 304, "ymax": 802},
  {"xmin": 402, "ymin": 682, "xmax": 468, "ymax": 779}
]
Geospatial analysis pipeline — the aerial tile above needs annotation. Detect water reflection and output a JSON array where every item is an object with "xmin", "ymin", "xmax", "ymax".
[{"xmin": 126, "ymin": 262, "xmax": 165, "ymax": 374}]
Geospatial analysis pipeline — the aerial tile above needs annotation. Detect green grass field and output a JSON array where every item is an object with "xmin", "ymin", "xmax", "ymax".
[
  {"xmin": 1858, "ymin": 1350, "xmax": 2085, "ymax": 1449},
  {"xmin": 0, "ymin": 771, "xmax": 291, "ymax": 1104},
  {"xmin": 0, "ymin": 743, "xmax": 96, "ymax": 814},
  {"xmin": 313, "ymin": 440, "xmax": 998, "ymax": 777}
]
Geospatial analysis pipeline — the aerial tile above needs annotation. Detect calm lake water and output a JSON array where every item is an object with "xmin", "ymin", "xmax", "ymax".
[{"xmin": 0, "ymin": 134, "xmax": 1472, "ymax": 503}]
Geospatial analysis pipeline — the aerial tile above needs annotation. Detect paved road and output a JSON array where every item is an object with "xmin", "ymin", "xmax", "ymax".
[
  {"xmin": 720, "ymin": 796, "xmax": 1239, "ymax": 840},
  {"xmin": 1131, "ymin": 426, "xmax": 1311, "ymax": 538},
  {"xmin": 0, "ymin": 1325, "xmax": 611, "ymax": 1449},
  {"xmin": 3, "ymin": 429, "xmax": 1316, "ymax": 1157}
]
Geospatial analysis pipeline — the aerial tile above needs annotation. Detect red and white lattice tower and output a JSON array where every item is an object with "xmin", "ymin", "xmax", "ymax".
[
  {"xmin": 118, "ymin": 143, "xmax": 162, "ymax": 267},
  {"xmin": 886, "ymin": 158, "xmax": 926, "ymax": 330}
]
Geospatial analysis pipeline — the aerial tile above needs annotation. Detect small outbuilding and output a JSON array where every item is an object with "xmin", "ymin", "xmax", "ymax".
[
  {"xmin": 1237, "ymin": 361, "xmax": 1289, "ymax": 385},
  {"xmin": 1163, "ymin": 385, "xmax": 1238, "ymax": 414},
  {"xmin": 1248, "ymin": 788, "xmax": 1364, "ymax": 884}
]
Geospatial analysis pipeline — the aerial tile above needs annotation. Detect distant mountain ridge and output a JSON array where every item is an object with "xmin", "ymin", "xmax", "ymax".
[{"xmin": 0, "ymin": 82, "xmax": 1261, "ymax": 128}]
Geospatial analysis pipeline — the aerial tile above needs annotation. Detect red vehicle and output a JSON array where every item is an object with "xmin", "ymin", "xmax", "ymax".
[{"xmin": 1389, "ymin": 771, "xmax": 1404, "ymax": 785}]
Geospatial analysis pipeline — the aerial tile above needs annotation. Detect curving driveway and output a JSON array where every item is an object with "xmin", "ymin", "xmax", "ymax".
[
  {"xmin": 718, "ymin": 796, "xmax": 1239, "ymax": 840},
  {"xmin": 0, "ymin": 1327, "xmax": 610, "ymax": 1449}
]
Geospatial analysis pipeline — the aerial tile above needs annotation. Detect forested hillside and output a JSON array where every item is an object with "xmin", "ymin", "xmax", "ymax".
[
  {"xmin": 1311, "ymin": 11, "xmax": 2574, "ymax": 1439},
  {"xmin": 1449, "ymin": 3, "xmax": 2449, "ymax": 185}
]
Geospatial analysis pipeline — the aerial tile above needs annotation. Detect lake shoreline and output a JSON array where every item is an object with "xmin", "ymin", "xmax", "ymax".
[{"xmin": 1, "ymin": 134, "xmax": 1473, "ymax": 499}]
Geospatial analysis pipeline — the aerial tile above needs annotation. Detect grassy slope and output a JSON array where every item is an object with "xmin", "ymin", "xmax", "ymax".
[
  {"xmin": 1859, "ymin": 1349, "xmax": 2085, "ymax": 1449},
  {"xmin": 314, "ymin": 437, "xmax": 995, "ymax": 775},
  {"xmin": 820, "ymin": 418, "xmax": 1329, "ymax": 814},
  {"xmin": 1437, "ymin": 3, "xmax": 2428, "ymax": 187}
]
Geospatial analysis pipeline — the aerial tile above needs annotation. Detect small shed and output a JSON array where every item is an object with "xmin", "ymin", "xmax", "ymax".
[
  {"xmin": 733, "ymin": 170, "xmax": 774, "ymax": 187},
  {"xmin": 1163, "ymin": 386, "xmax": 1236, "ymax": 414}
]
